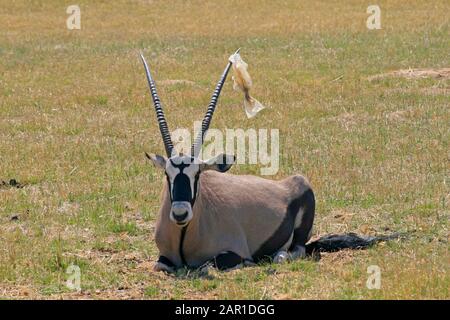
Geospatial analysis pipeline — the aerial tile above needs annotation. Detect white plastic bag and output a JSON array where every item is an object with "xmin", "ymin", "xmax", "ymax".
[{"xmin": 228, "ymin": 53, "xmax": 265, "ymax": 118}]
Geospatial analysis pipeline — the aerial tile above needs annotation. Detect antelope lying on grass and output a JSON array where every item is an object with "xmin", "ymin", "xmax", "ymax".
[{"xmin": 139, "ymin": 51, "xmax": 397, "ymax": 273}]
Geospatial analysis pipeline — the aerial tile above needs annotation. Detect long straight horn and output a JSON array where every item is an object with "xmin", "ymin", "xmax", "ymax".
[
  {"xmin": 140, "ymin": 53, "xmax": 174, "ymax": 157},
  {"xmin": 191, "ymin": 48, "xmax": 240, "ymax": 157}
]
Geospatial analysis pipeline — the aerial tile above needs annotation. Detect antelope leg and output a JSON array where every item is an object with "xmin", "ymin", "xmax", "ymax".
[
  {"xmin": 154, "ymin": 255, "xmax": 176, "ymax": 273},
  {"xmin": 212, "ymin": 251, "xmax": 244, "ymax": 271},
  {"xmin": 273, "ymin": 245, "xmax": 306, "ymax": 264},
  {"xmin": 289, "ymin": 245, "xmax": 307, "ymax": 260}
]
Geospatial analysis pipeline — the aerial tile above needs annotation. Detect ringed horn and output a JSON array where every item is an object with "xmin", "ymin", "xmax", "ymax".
[
  {"xmin": 140, "ymin": 52, "xmax": 174, "ymax": 157},
  {"xmin": 140, "ymin": 48, "xmax": 240, "ymax": 158}
]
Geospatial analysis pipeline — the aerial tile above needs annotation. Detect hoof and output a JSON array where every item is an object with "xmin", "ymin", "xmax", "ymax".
[
  {"xmin": 154, "ymin": 262, "xmax": 175, "ymax": 273},
  {"xmin": 222, "ymin": 263, "xmax": 244, "ymax": 272},
  {"xmin": 243, "ymin": 259, "xmax": 256, "ymax": 267},
  {"xmin": 290, "ymin": 245, "xmax": 306, "ymax": 260},
  {"xmin": 198, "ymin": 262, "xmax": 213, "ymax": 276},
  {"xmin": 273, "ymin": 250, "xmax": 290, "ymax": 264}
]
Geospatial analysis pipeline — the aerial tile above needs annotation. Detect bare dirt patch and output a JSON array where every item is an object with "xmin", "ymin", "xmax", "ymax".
[{"xmin": 368, "ymin": 68, "xmax": 450, "ymax": 81}]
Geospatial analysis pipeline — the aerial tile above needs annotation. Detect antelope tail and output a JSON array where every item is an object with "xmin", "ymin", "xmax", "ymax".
[{"xmin": 305, "ymin": 232, "xmax": 405, "ymax": 255}]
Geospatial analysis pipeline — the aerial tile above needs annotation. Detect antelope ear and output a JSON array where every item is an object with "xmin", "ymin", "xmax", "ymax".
[
  {"xmin": 145, "ymin": 153, "xmax": 167, "ymax": 169},
  {"xmin": 201, "ymin": 154, "xmax": 235, "ymax": 173}
]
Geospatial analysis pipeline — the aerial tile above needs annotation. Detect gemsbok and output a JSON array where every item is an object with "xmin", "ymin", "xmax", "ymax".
[{"xmin": 139, "ymin": 50, "xmax": 398, "ymax": 273}]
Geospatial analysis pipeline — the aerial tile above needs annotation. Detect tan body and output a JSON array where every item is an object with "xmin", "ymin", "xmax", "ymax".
[
  {"xmin": 155, "ymin": 171, "xmax": 313, "ymax": 268},
  {"xmin": 138, "ymin": 51, "xmax": 385, "ymax": 272}
]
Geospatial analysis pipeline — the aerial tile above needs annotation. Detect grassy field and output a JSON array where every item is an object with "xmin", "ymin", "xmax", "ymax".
[{"xmin": 0, "ymin": 0, "xmax": 449, "ymax": 299}]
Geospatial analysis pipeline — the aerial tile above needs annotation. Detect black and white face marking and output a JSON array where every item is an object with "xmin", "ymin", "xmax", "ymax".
[
  {"xmin": 146, "ymin": 152, "xmax": 236, "ymax": 227},
  {"xmin": 165, "ymin": 155, "xmax": 201, "ymax": 226}
]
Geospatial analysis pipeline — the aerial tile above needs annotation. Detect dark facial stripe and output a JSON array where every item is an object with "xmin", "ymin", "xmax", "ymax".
[
  {"xmin": 167, "ymin": 159, "xmax": 201, "ymax": 206},
  {"xmin": 172, "ymin": 173, "xmax": 192, "ymax": 202},
  {"xmin": 166, "ymin": 174, "xmax": 172, "ymax": 202},
  {"xmin": 169, "ymin": 158, "xmax": 194, "ymax": 170},
  {"xmin": 252, "ymin": 189, "xmax": 315, "ymax": 262},
  {"xmin": 192, "ymin": 171, "xmax": 201, "ymax": 205}
]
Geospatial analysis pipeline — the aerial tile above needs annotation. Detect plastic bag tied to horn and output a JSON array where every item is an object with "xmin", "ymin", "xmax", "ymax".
[{"xmin": 228, "ymin": 52, "xmax": 265, "ymax": 119}]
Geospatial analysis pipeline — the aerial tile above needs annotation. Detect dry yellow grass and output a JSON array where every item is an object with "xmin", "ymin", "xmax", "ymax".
[{"xmin": 0, "ymin": 0, "xmax": 449, "ymax": 299}]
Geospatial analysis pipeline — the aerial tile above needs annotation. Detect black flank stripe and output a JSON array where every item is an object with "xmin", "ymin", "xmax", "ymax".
[{"xmin": 252, "ymin": 189, "xmax": 314, "ymax": 262}]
